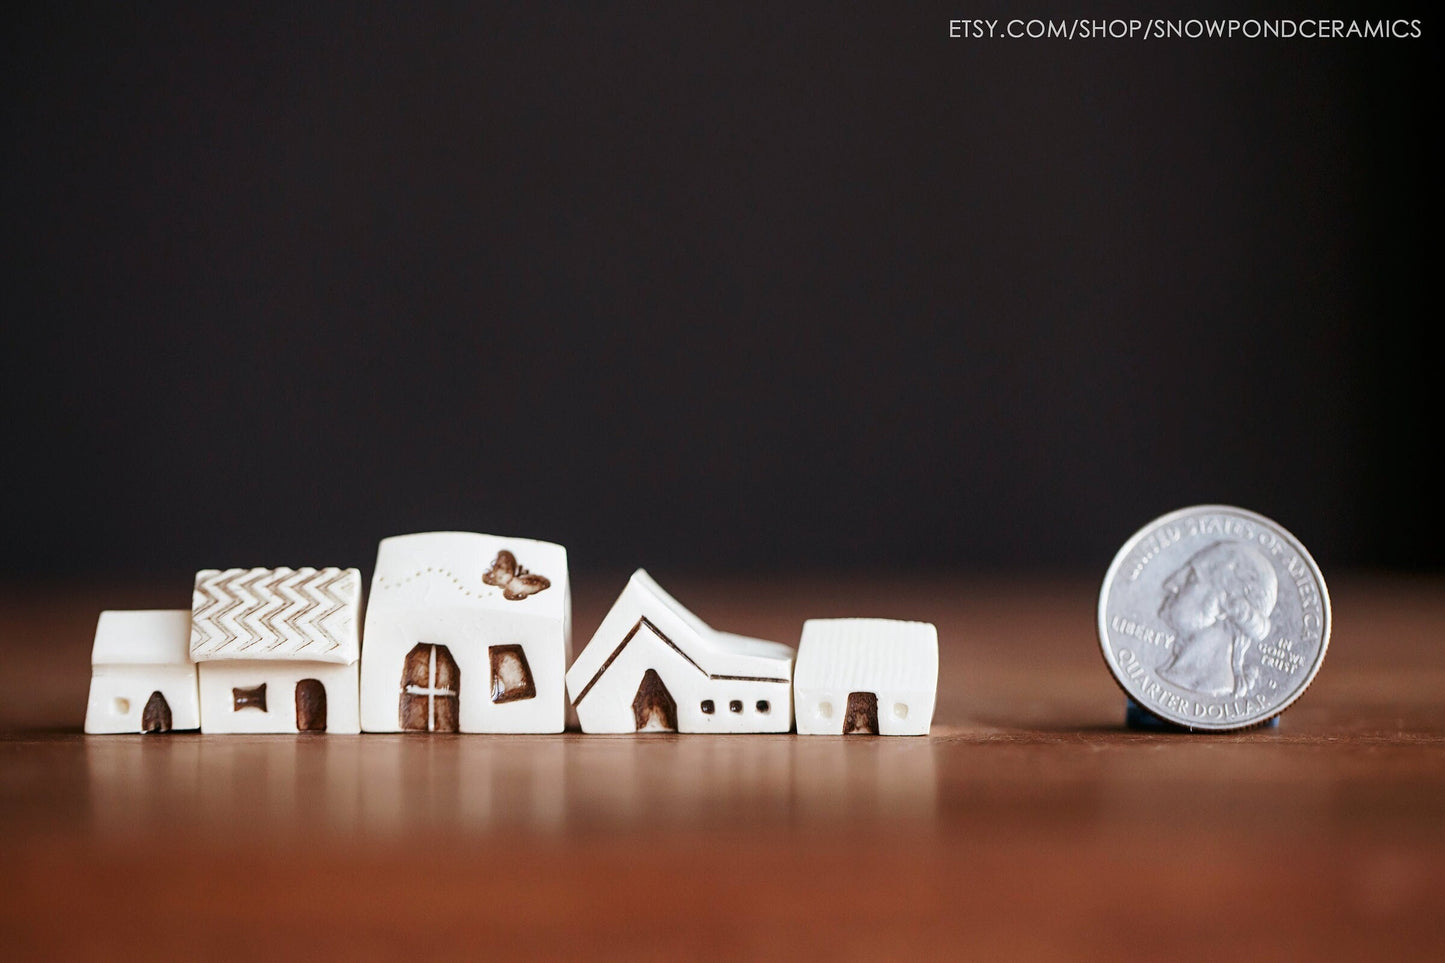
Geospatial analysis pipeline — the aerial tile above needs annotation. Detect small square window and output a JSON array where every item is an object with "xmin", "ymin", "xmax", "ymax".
[
  {"xmin": 756, "ymin": 700, "xmax": 770, "ymax": 714},
  {"xmin": 729, "ymin": 700, "xmax": 743, "ymax": 713},
  {"xmin": 700, "ymin": 700, "xmax": 715, "ymax": 714}
]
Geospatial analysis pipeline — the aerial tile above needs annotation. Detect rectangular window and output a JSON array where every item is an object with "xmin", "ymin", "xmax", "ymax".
[{"xmin": 233, "ymin": 683, "xmax": 268, "ymax": 712}]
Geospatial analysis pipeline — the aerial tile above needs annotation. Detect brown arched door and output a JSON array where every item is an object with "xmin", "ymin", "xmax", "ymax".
[
  {"xmin": 400, "ymin": 643, "xmax": 460, "ymax": 732},
  {"xmin": 295, "ymin": 679, "xmax": 327, "ymax": 732},
  {"xmin": 631, "ymin": 669, "xmax": 677, "ymax": 732},
  {"xmin": 141, "ymin": 691, "xmax": 172, "ymax": 733}
]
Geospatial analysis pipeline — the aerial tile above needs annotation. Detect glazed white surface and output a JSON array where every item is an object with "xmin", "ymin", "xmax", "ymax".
[
  {"xmin": 91, "ymin": 609, "xmax": 194, "ymax": 665},
  {"xmin": 198, "ymin": 660, "xmax": 360, "ymax": 734},
  {"xmin": 360, "ymin": 532, "xmax": 571, "ymax": 733},
  {"xmin": 85, "ymin": 610, "xmax": 200, "ymax": 733},
  {"xmin": 793, "ymin": 618, "xmax": 938, "ymax": 736},
  {"xmin": 567, "ymin": 570, "xmax": 794, "ymax": 734}
]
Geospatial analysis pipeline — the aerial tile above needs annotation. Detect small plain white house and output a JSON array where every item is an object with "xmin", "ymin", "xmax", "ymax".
[
  {"xmin": 566, "ymin": 570, "xmax": 794, "ymax": 734},
  {"xmin": 793, "ymin": 618, "xmax": 938, "ymax": 735},
  {"xmin": 360, "ymin": 532, "xmax": 571, "ymax": 733},
  {"xmin": 85, "ymin": 610, "xmax": 200, "ymax": 734},
  {"xmin": 190, "ymin": 567, "xmax": 362, "ymax": 734}
]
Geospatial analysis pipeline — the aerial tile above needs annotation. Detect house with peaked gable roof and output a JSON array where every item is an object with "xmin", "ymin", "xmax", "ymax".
[
  {"xmin": 359, "ymin": 532, "xmax": 571, "ymax": 733},
  {"xmin": 566, "ymin": 569, "xmax": 794, "ymax": 733},
  {"xmin": 190, "ymin": 567, "xmax": 362, "ymax": 733}
]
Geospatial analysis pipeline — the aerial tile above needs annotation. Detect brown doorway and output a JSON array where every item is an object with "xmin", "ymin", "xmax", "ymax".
[
  {"xmin": 141, "ymin": 691, "xmax": 172, "ymax": 733},
  {"xmin": 400, "ymin": 643, "xmax": 460, "ymax": 732},
  {"xmin": 843, "ymin": 691, "xmax": 879, "ymax": 735},
  {"xmin": 295, "ymin": 679, "xmax": 327, "ymax": 732},
  {"xmin": 631, "ymin": 669, "xmax": 677, "ymax": 732}
]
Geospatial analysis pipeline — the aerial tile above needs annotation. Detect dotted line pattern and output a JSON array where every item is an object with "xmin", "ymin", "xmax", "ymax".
[{"xmin": 375, "ymin": 567, "xmax": 500, "ymax": 600}]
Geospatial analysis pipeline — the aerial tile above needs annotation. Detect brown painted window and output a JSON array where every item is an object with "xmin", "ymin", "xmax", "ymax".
[
  {"xmin": 843, "ymin": 691, "xmax": 879, "ymax": 735},
  {"xmin": 489, "ymin": 644, "xmax": 536, "ymax": 703},
  {"xmin": 295, "ymin": 679, "xmax": 327, "ymax": 732},
  {"xmin": 756, "ymin": 700, "xmax": 770, "ymax": 714},
  {"xmin": 631, "ymin": 669, "xmax": 677, "ymax": 732},
  {"xmin": 729, "ymin": 700, "xmax": 743, "ymax": 713},
  {"xmin": 400, "ymin": 643, "xmax": 460, "ymax": 732},
  {"xmin": 233, "ymin": 683, "xmax": 267, "ymax": 712},
  {"xmin": 700, "ymin": 699, "xmax": 715, "ymax": 714},
  {"xmin": 141, "ymin": 691, "xmax": 172, "ymax": 733}
]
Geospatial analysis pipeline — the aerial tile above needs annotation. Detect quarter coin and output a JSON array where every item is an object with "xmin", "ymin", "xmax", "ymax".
[{"xmin": 1097, "ymin": 505, "xmax": 1331, "ymax": 730}]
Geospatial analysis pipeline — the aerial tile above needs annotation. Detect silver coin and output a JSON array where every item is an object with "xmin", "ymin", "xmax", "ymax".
[{"xmin": 1097, "ymin": 505, "xmax": 1331, "ymax": 731}]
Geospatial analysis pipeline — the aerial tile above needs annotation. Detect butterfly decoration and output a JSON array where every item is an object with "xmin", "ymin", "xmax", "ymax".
[{"xmin": 482, "ymin": 550, "xmax": 551, "ymax": 600}]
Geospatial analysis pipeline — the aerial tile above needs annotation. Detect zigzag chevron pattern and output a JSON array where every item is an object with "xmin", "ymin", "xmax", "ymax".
[{"xmin": 190, "ymin": 567, "xmax": 361, "ymax": 664}]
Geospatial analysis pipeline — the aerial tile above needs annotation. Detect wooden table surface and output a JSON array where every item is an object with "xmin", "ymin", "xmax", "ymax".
[{"xmin": 2, "ymin": 575, "xmax": 1442, "ymax": 960}]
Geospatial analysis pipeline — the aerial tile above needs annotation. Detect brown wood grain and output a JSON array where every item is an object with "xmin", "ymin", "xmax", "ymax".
[{"xmin": 2, "ymin": 575, "xmax": 1443, "ymax": 960}]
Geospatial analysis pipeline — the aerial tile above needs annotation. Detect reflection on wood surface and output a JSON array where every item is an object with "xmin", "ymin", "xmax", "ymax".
[{"xmin": 2, "ymin": 576, "xmax": 1443, "ymax": 958}]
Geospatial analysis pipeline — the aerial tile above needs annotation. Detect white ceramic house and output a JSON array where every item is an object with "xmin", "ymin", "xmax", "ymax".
[
  {"xmin": 566, "ymin": 570, "xmax": 794, "ymax": 734},
  {"xmin": 360, "ymin": 532, "xmax": 571, "ymax": 733},
  {"xmin": 85, "ymin": 610, "xmax": 200, "ymax": 734},
  {"xmin": 793, "ymin": 618, "xmax": 938, "ymax": 735},
  {"xmin": 190, "ymin": 567, "xmax": 362, "ymax": 734}
]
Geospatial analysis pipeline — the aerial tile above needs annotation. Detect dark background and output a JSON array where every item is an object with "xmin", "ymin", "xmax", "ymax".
[{"xmin": 2, "ymin": 3, "xmax": 1434, "ymax": 582}]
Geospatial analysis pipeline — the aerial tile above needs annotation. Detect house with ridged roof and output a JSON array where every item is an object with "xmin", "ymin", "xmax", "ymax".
[{"xmin": 792, "ymin": 619, "xmax": 937, "ymax": 735}]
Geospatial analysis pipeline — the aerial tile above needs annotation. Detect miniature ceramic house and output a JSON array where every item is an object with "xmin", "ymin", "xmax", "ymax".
[
  {"xmin": 190, "ymin": 567, "xmax": 362, "ymax": 734},
  {"xmin": 85, "ymin": 610, "xmax": 200, "ymax": 734},
  {"xmin": 360, "ymin": 532, "xmax": 571, "ymax": 733},
  {"xmin": 792, "ymin": 618, "xmax": 938, "ymax": 735},
  {"xmin": 566, "ymin": 570, "xmax": 794, "ymax": 733}
]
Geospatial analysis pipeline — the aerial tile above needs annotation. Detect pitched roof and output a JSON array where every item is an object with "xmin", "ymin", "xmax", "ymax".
[
  {"xmin": 566, "ymin": 570, "xmax": 794, "ymax": 706},
  {"xmin": 190, "ymin": 567, "xmax": 361, "ymax": 664},
  {"xmin": 793, "ymin": 618, "xmax": 938, "ymax": 693},
  {"xmin": 91, "ymin": 610, "xmax": 193, "ymax": 666},
  {"xmin": 368, "ymin": 532, "xmax": 569, "ymax": 619}
]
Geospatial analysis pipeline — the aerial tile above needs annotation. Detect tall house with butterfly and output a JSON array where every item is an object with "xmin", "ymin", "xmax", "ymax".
[{"xmin": 359, "ymin": 532, "xmax": 571, "ymax": 734}]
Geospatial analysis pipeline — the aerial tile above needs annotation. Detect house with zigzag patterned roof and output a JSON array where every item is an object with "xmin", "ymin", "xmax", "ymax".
[{"xmin": 190, "ymin": 567, "xmax": 362, "ymax": 733}]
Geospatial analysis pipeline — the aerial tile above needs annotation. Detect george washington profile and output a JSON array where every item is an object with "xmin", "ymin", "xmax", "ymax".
[{"xmin": 1156, "ymin": 541, "xmax": 1278, "ymax": 698}]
